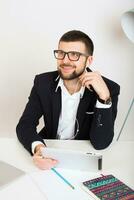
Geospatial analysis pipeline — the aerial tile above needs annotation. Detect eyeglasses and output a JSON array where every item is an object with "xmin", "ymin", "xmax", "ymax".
[{"xmin": 54, "ymin": 50, "xmax": 89, "ymax": 61}]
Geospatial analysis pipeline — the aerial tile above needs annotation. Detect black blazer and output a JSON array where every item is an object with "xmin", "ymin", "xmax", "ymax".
[{"xmin": 16, "ymin": 70, "xmax": 120, "ymax": 155}]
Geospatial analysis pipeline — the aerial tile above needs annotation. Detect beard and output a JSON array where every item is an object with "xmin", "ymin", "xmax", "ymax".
[{"xmin": 58, "ymin": 64, "xmax": 86, "ymax": 80}]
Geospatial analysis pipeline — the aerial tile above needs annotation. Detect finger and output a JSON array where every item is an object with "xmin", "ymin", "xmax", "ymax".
[
  {"xmin": 33, "ymin": 156, "xmax": 58, "ymax": 170},
  {"xmin": 81, "ymin": 77, "xmax": 93, "ymax": 86},
  {"xmin": 80, "ymin": 71, "xmax": 101, "ymax": 81},
  {"xmin": 80, "ymin": 72, "xmax": 102, "ymax": 87},
  {"xmin": 81, "ymin": 78, "xmax": 95, "ymax": 91},
  {"xmin": 85, "ymin": 81, "xmax": 93, "ymax": 90},
  {"xmin": 79, "ymin": 72, "xmax": 92, "ymax": 81},
  {"xmin": 79, "ymin": 74, "xmax": 96, "ymax": 84},
  {"xmin": 33, "ymin": 155, "xmax": 58, "ymax": 163},
  {"xmin": 44, "ymin": 159, "xmax": 58, "ymax": 170},
  {"xmin": 86, "ymin": 84, "xmax": 93, "ymax": 91}
]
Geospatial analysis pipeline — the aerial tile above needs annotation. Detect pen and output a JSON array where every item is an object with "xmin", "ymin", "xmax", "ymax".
[
  {"xmin": 51, "ymin": 168, "xmax": 75, "ymax": 190},
  {"xmin": 86, "ymin": 152, "xmax": 98, "ymax": 156}
]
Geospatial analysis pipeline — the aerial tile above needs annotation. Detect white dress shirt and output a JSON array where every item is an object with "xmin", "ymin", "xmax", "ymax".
[{"xmin": 56, "ymin": 78, "xmax": 84, "ymax": 140}]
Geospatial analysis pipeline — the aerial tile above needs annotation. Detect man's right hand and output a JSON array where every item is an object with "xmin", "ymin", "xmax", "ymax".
[{"xmin": 33, "ymin": 144, "xmax": 58, "ymax": 170}]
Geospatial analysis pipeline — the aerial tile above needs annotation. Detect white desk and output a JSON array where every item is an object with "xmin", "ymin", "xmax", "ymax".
[{"xmin": 0, "ymin": 138, "xmax": 134, "ymax": 199}]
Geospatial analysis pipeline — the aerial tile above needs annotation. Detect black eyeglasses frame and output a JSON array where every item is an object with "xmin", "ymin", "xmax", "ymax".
[{"xmin": 54, "ymin": 50, "xmax": 89, "ymax": 61}]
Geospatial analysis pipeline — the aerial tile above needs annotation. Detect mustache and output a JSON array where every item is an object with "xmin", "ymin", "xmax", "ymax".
[{"xmin": 59, "ymin": 64, "xmax": 76, "ymax": 68}]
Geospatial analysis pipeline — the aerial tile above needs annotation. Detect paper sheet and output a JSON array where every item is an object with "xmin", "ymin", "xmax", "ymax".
[{"xmin": 29, "ymin": 169, "xmax": 100, "ymax": 200}]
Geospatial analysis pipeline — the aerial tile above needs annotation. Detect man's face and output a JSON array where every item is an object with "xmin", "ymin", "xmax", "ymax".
[{"xmin": 57, "ymin": 41, "xmax": 93, "ymax": 80}]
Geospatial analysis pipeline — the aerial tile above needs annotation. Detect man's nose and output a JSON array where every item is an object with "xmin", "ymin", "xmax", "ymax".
[{"xmin": 63, "ymin": 53, "xmax": 70, "ymax": 62}]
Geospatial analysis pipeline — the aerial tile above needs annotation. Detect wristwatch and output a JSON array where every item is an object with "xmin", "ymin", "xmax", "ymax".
[{"xmin": 98, "ymin": 97, "xmax": 112, "ymax": 105}]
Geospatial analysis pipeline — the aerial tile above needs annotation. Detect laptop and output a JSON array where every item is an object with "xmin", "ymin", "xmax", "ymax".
[{"xmin": 0, "ymin": 161, "xmax": 25, "ymax": 189}]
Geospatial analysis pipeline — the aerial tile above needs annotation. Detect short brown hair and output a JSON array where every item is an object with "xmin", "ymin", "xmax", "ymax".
[{"xmin": 59, "ymin": 30, "xmax": 94, "ymax": 55}]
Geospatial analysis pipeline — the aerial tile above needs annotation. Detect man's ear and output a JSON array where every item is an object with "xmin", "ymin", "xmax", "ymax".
[{"xmin": 87, "ymin": 56, "xmax": 93, "ymax": 65}]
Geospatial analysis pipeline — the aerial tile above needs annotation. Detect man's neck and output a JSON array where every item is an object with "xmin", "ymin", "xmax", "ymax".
[{"xmin": 63, "ymin": 79, "xmax": 81, "ymax": 95}]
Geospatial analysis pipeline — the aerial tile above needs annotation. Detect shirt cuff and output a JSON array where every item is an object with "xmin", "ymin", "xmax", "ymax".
[
  {"xmin": 31, "ymin": 141, "xmax": 44, "ymax": 154},
  {"xmin": 96, "ymin": 100, "xmax": 112, "ymax": 108}
]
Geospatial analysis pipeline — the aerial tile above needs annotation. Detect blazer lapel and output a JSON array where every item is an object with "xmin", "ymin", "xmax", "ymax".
[
  {"xmin": 51, "ymin": 87, "xmax": 61, "ymax": 138},
  {"xmin": 77, "ymin": 67, "xmax": 95, "ymax": 123}
]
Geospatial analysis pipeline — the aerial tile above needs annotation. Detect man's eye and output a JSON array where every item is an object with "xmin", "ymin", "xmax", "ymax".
[
  {"xmin": 58, "ymin": 51, "xmax": 64, "ymax": 56},
  {"xmin": 70, "ymin": 52, "xmax": 79, "ymax": 57}
]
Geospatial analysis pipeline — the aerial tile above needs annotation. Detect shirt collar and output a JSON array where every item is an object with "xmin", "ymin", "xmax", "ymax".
[{"xmin": 55, "ymin": 76, "xmax": 85, "ymax": 98}]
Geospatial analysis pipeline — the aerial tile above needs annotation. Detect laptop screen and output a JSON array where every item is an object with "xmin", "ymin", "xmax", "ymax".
[{"xmin": 0, "ymin": 161, "xmax": 25, "ymax": 189}]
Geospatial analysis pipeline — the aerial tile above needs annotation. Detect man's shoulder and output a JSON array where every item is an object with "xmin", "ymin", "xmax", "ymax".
[
  {"xmin": 103, "ymin": 76, "xmax": 120, "ymax": 95},
  {"xmin": 35, "ymin": 70, "xmax": 58, "ymax": 81},
  {"xmin": 33, "ymin": 70, "xmax": 59, "ymax": 90}
]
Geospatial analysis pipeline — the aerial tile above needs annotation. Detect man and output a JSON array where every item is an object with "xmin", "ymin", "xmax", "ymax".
[{"xmin": 16, "ymin": 30, "xmax": 120, "ymax": 170}]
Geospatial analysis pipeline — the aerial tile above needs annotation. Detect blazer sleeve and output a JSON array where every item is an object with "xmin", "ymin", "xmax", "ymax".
[
  {"xmin": 89, "ymin": 81, "xmax": 120, "ymax": 150},
  {"xmin": 16, "ymin": 76, "xmax": 45, "ymax": 155}
]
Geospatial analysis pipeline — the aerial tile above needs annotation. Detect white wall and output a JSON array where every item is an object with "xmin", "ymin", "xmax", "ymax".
[{"xmin": 0, "ymin": 0, "xmax": 134, "ymax": 140}]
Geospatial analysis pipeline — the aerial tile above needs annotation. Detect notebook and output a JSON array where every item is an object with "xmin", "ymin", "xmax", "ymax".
[
  {"xmin": 82, "ymin": 174, "xmax": 134, "ymax": 200},
  {"xmin": 0, "ymin": 161, "xmax": 25, "ymax": 189}
]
